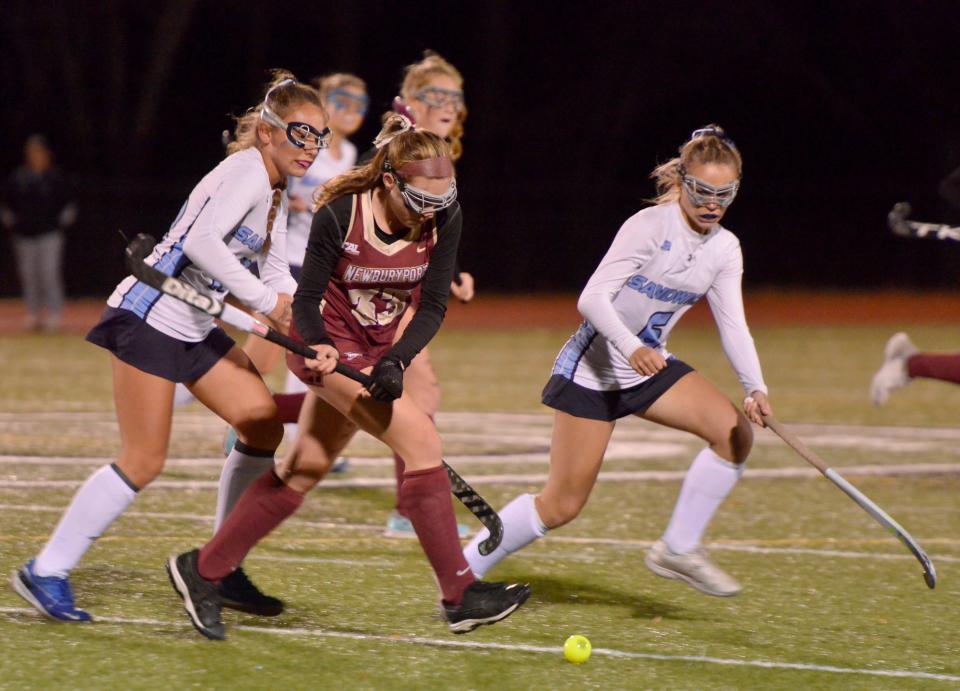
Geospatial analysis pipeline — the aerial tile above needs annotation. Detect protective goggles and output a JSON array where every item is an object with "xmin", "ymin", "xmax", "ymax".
[
  {"xmin": 385, "ymin": 160, "xmax": 457, "ymax": 214},
  {"xmin": 413, "ymin": 86, "xmax": 464, "ymax": 112},
  {"xmin": 327, "ymin": 89, "xmax": 369, "ymax": 116},
  {"xmin": 680, "ymin": 171, "xmax": 740, "ymax": 208},
  {"xmin": 260, "ymin": 79, "xmax": 330, "ymax": 150}
]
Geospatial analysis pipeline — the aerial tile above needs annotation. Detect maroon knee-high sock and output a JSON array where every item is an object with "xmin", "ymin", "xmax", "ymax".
[
  {"xmin": 398, "ymin": 465, "xmax": 475, "ymax": 605},
  {"xmin": 394, "ymin": 415, "xmax": 433, "ymax": 515},
  {"xmin": 907, "ymin": 353, "xmax": 960, "ymax": 384},
  {"xmin": 273, "ymin": 392, "xmax": 307, "ymax": 424},
  {"xmin": 198, "ymin": 470, "xmax": 303, "ymax": 582}
]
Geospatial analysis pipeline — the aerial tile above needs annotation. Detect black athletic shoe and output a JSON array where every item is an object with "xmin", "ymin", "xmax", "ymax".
[
  {"xmin": 166, "ymin": 549, "xmax": 225, "ymax": 641},
  {"xmin": 219, "ymin": 567, "xmax": 284, "ymax": 616},
  {"xmin": 443, "ymin": 580, "xmax": 531, "ymax": 634}
]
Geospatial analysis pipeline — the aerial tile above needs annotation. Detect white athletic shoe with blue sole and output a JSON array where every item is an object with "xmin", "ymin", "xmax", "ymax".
[
  {"xmin": 384, "ymin": 510, "xmax": 471, "ymax": 539},
  {"xmin": 12, "ymin": 560, "xmax": 92, "ymax": 622}
]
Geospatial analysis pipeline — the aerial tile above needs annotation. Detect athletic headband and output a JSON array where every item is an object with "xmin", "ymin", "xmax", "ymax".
[
  {"xmin": 383, "ymin": 159, "xmax": 457, "ymax": 214},
  {"xmin": 396, "ymin": 156, "xmax": 454, "ymax": 178},
  {"xmin": 688, "ymin": 126, "xmax": 738, "ymax": 151}
]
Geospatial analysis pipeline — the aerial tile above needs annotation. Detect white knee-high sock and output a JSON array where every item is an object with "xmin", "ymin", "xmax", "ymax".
[
  {"xmin": 173, "ymin": 383, "xmax": 196, "ymax": 407},
  {"xmin": 662, "ymin": 447, "xmax": 744, "ymax": 554},
  {"xmin": 213, "ymin": 442, "xmax": 276, "ymax": 532},
  {"xmin": 463, "ymin": 493, "xmax": 547, "ymax": 578},
  {"xmin": 34, "ymin": 464, "xmax": 138, "ymax": 578}
]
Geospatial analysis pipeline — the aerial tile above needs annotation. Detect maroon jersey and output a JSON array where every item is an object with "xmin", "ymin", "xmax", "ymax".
[{"xmin": 290, "ymin": 190, "xmax": 462, "ymax": 377}]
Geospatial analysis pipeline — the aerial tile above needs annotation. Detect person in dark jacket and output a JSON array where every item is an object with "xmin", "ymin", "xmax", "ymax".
[{"xmin": 1, "ymin": 134, "xmax": 77, "ymax": 331}]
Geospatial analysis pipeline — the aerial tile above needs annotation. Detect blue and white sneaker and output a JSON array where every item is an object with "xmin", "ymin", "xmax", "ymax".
[
  {"xmin": 11, "ymin": 560, "xmax": 92, "ymax": 622},
  {"xmin": 384, "ymin": 510, "xmax": 471, "ymax": 539},
  {"xmin": 330, "ymin": 456, "xmax": 351, "ymax": 474}
]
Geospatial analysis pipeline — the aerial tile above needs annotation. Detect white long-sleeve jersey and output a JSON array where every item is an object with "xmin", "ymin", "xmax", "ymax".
[
  {"xmin": 108, "ymin": 148, "xmax": 298, "ymax": 341},
  {"xmin": 553, "ymin": 202, "xmax": 767, "ymax": 395},
  {"xmin": 285, "ymin": 141, "xmax": 357, "ymax": 268}
]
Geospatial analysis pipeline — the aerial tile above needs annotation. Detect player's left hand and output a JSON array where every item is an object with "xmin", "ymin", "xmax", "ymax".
[
  {"xmin": 368, "ymin": 356, "xmax": 404, "ymax": 402},
  {"xmin": 743, "ymin": 390, "xmax": 771, "ymax": 426},
  {"xmin": 450, "ymin": 272, "xmax": 475, "ymax": 303}
]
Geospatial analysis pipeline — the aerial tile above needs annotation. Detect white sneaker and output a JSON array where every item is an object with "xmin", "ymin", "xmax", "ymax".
[
  {"xmin": 870, "ymin": 332, "xmax": 918, "ymax": 407},
  {"xmin": 383, "ymin": 510, "xmax": 471, "ymax": 539},
  {"xmin": 645, "ymin": 540, "xmax": 741, "ymax": 597}
]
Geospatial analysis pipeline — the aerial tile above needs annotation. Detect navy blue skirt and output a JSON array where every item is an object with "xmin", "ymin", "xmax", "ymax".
[
  {"xmin": 541, "ymin": 359, "xmax": 694, "ymax": 421},
  {"xmin": 86, "ymin": 307, "xmax": 236, "ymax": 383}
]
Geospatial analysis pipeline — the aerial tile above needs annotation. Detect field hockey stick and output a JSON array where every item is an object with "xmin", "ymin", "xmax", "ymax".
[
  {"xmin": 124, "ymin": 233, "xmax": 503, "ymax": 554},
  {"xmin": 888, "ymin": 202, "xmax": 960, "ymax": 242},
  {"xmin": 762, "ymin": 414, "xmax": 936, "ymax": 589}
]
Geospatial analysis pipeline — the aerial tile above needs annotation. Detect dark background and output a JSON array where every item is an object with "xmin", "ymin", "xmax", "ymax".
[{"xmin": 3, "ymin": 1, "xmax": 960, "ymax": 297}]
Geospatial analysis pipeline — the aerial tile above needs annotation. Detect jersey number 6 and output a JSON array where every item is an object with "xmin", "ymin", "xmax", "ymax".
[{"xmin": 638, "ymin": 311, "xmax": 673, "ymax": 349}]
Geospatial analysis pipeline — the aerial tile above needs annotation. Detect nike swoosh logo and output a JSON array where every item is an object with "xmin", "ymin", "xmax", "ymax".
[{"xmin": 456, "ymin": 567, "xmax": 472, "ymax": 577}]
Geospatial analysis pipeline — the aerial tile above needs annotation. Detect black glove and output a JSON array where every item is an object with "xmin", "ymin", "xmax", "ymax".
[{"xmin": 368, "ymin": 356, "xmax": 404, "ymax": 402}]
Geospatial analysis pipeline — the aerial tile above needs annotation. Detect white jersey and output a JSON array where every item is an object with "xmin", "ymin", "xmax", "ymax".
[
  {"xmin": 553, "ymin": 202, "xmax": 767, "ymax": 395},
  {"xmin": 285, "ymin": 140, "xmax": 357, "ymax": 268},
  {"xmin": 108, "ymin": 148, "xmax": 297, "ymax": 342}
]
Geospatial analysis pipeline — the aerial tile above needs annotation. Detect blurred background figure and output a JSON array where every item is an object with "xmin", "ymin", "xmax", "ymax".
[
  {"xmin": 871, "ymin": 163, "xmax": 960, "ymax": 406},
  {"xmin": 1, "ymin": 134, "xmax": 77, "ymax": 332}
]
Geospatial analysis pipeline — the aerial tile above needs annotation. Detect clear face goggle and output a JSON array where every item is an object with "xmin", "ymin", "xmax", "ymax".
[
  {"xmin": 680, "ymin": 169, "xmax": 740, "ymax": 208},
  {"xmin": 327, "ymin": 89, "xmax": 369, "ymax": 116},
  {"xmin": 413, "ymin": 86, "xmax": 464, "ymax": 112},
  {"xmin": 384, "ymin": 162, "xmax": 457, "ymax": 214},
  {"xmin": 396, "ymin": 176, "xmax": 458, "ymax": 215},
  {"xmin": 260, "ymin": 79, "xmax": 331, "ymax": 150}
]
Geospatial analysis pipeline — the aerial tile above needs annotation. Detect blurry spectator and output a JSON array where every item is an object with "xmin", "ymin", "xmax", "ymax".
[{"xmin": 1, "ymin": 134, "xmax": 77, "ymax": 331}]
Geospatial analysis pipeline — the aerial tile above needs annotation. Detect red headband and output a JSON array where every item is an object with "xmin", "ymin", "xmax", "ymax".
[{"xmin": 396, "ymin": 156, "xmax": 454, "ymax": 179}]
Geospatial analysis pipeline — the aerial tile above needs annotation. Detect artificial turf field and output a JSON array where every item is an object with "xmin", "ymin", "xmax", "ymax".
[{"xmin": 0, "ymin": 302, "xmax": 958, "ymax": 689}]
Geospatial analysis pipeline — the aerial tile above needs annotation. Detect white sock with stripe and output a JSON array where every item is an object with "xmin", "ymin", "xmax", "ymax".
[
  {"xmin": 463, "ymin": 493, "xmax": 547, "ymax": 578},
  {"xmin": 662, "ymin": 447, "xmax": 744, "ymax": 554},
  {"xmin": 213, "ymin": 442, "xmax": 276, "ymax": 532},
  {"xmin": 33, "ymin": 464, "xmax": 138, "ymax": 578}
]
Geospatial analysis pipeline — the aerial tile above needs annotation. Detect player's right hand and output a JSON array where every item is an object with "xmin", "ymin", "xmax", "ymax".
[
  {"xmin": 628, "ymin": 346, "xmax": 667, "ymax": 377},
  {"xmin": 267, "ymin": 293, "xmax": 293, "ymax": 332},
  {"xmin": 304, "ymin": 344, "xmax": 339, "ymax": 374}
]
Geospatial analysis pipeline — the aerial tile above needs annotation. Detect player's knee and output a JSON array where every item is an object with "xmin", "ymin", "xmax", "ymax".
[
  {"xmin": 297, "ymin": 434, "xmax": 333, "ymax": 471},
  {"xmin": 115, "ymin": 451, "xmax": 165, "ymax": 487},
  {"xmin": 538, "ymin": 494, "xmax": 586, "ymax": 529},
  {"xmin": 234, "ymin": 405, "xmax": 283, "ymax": 449},
  {"xmin": 727, "ymin": 415, "xmax": 754, "ymax": 464}
]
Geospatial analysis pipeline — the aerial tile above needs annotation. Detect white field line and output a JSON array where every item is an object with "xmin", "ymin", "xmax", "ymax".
[
  {"xmin": 7, "ymin": 408, "xmax": 960, "ymax": 436},
  {"xmin": 0, "ymin": 607, "xmax": 956, "ymax": 682},
  {"xmin": 1, "ymin": 502, "xmax": 957, "ymax": 564},
  {"xmin": 0, "ymin": 444, "xmax": 690, "ymax": 467},
  {"xmin": 2, "ymin": 462, "xmax": 960, "ymax": 490},
  {"xmin": 0, "ymin": 503, "xmax": 382, "ymax": 533},
  {"xmin": 7, "ymin": 411, "xmax": 960, "ymax": 448}
]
